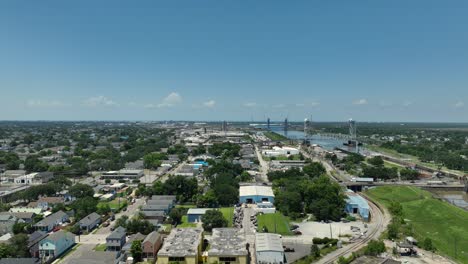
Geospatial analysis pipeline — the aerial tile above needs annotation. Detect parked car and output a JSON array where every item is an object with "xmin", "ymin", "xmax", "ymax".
[
  {"xmin": 290, "ymin": 224, "xmax": 299, "ymax": 230},
  {"xmin": 293, "ymin": 230, "xmax": 302, "ymax": 235},
  {"xmin": 283, "ymin": 246, "xmax": 295, "ymax": 252}
]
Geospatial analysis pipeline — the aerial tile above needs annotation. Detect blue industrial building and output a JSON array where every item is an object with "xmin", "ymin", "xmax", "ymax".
[
  {"xmin": 345, "ymin": 191, "xmax": 370, "ymax": 221},
  {"xmin": 239, "ymin": 185, "xmax": 275, "ymax": 204}
]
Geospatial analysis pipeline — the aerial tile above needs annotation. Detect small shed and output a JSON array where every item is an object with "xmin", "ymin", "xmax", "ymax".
[{"xmin": 187, "ymin": 208, "xmax": 211, "ymax": 223}]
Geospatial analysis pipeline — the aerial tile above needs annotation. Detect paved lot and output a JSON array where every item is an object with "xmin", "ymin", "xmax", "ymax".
[
  {"xmin": 293, "ymin": 220, "xmax": 368, "ymax": 241},
  {"xmin": 59, "ymin": 244, "xmax": 93, "ymax": 264},
  {"xmin": 283, "ymin": 241, "xmax": 311, "ymax": 263}
]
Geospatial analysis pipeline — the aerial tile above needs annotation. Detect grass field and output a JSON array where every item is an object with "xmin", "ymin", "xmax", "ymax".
[
  {"xmin": 98, "ymin": 198, "xmax": 127, "ymax": 212},
  {"xmin": 366, "ymin": 186, "xmax": 468, "ymax": 263},
  {"xmin": 257, "ymin": 212, "xmax": 292, "ymax": 235},
  {"xmin": 264, "ymin": 131, "xmax": 288, "ymax": 141},
  {"xmin": 178, "ymin": 215, "xmax": 197, "ymax": 228},
  {"xmin": 220, "ymin": 207, "xmax": 234, "ymax": 227}
]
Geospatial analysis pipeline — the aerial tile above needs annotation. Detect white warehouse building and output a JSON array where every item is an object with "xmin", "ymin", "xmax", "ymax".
[{"xmin": 263, "ymin": 146, "xmax": 299, "ymax": 157}]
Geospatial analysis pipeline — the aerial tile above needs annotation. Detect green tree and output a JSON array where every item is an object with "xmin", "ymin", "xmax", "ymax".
[
  {"xmin": 305, "ymin": 176, "xmax": 346, "ymax": 221},
  {"xmin": 368, "ymin": 156, "xmax": 384, "ymax": 167},
  {"xmin": 303, "ymin": 162, "xmax": 326, "ymax": 178},
  {"xmin": 196, "ymin": 190, "xmax": 218, "ymax": 208},
  {"xmin": 130, "ymin": 240, "xmax": 143, "ymax": 262},
  {"xmin": 115, "ymin": 215, "xmax": 129, "ymax": 228},
  {"xmin": 311, "ymin": 244, "xmax": 320, "ymax": 258},
  {"xmin": 24, "ymin": 156, "xmax": 49, "ymax": 172},
  {"xmin": 143, "ymin": 152, "xmax": 167, "ymax": 169},
  {"xmin": 364, "ymin": 240, "xmax": 386, "ymax": 256},
  {"xmin": 10, "ymin": 233, "xmax": 30, "ymax": 257},
  {"xmin": 201, "ymin": 210, "xmax": 227, "ymax": 232},
  {"xmin": 69, "ymin": 183, "xmax": 94, "ymax": 198},
  {"xmin": 387, "ymin": 221, "xmax": 399, "ymax": 240},
  {"xmin": 71, "ymin": 197, "xmax": 98, "ymax": 219},
  {"xmin": 421, "ymin": 238, "xmax": 436, "ymax": 251},
  {"xmin": 13, "ymin": 222, "xmax": 32, "ymax": 234},
  {"xmin": 97, "ymin": 203, "xmax": 111, "ymax": 215},
  {"xmin": 168, "ymin": 208, "xmax": 186, "ymax": 225},
  {"xmin": 0, "ymin": 243, "xmax": 13, "ymax": 258}
]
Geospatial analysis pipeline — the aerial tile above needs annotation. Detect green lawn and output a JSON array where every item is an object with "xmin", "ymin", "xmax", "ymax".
[
  {"xmin": 366, "ymin": 186, "xmax": 468, "ymax": 263},
  {"xmin": 98, "ymin": 198, "xmax": 127, "ymax": 212},
  {"xmin": 257, "ymin": 212, "xmax": 292, "ymax": 235},
  {"xmin": 175, "ymin": 204, "xmax": 196, "ymax": 209},
  {"xmin": 178, "ymin": 215, "xmax": 197, "ymax": 228},
  {"xmin": 93, "ymin": 244, "xmax": 107, "ymax": 251},
  {"xmin": 264, "ymin": 131, "xmax": 288, "ymax": 141},
  {"xmin": 220, "ymin": 207, "xmax": 234, "ymax": 227}
]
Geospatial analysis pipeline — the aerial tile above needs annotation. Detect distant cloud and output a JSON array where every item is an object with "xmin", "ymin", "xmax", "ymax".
[
  {"xmin": 403, "ymin": 101, "xmax": 413, "ymax": 107},
  {"xmin": 243, "ymin": 102, "xmax": 257, "ymax": 108},
  {"xmin": 203, "ymin": 100, "xmax": 216, "ymax": 108},
  {"xmin": 454, "ymin": 101, "xmax": 465, "ymax": 108},
  {"xmin": 157, "ymin": 92, "xmax": 182, "ymax": 108},
  {"xmin": 26, "ymin": 100, "xmax": 67, "ymax": 108},
  {"xmin": 352, "ymin": 99, "xmax": 368, "ymax": 105},
  {"xmin": 296, "ymin": 101, "xmax": 320, "ymax": 107},
  {"xmin": 272, "ymin": 103, "xmax": 286, "ymax": 108},
  {"xmin": 83, "ymin": 96, "xmax": 118, "ymax": 107}
]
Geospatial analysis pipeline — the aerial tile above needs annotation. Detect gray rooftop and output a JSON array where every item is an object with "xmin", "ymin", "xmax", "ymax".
[
  {"xmin": 158, "ymin": 228, "xmax": 202, "ymax": 257},
  {"xmin": 255, "ymin": 233, "xmax": 283, "ymax": 252},
  {"xmin": 208, "ymin": 228, "xmax": 248, "ymax": 257},
  {"xmin": 143, "ymin": 231, "xmax": 161, "ymax": 245},
  {"xmin": 107, "ymin": 226, "xmax": 126, "ymax": 240},
  {"xmin": 34, "ymin": 210, "xmax": 67, "ymax": 227},
  {"xmin": 78, "ymin": 212, "xmax": 101, "ymax": 226}
]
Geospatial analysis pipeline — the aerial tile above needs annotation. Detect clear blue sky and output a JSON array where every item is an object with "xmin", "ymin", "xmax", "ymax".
[{"xmin": 1, "ymin": 1, "xmax": 467, "ymax": 122}]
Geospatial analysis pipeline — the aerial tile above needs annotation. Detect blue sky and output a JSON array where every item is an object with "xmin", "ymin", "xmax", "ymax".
[{"xmin": 1, "ymin": 1, "xmax": 467, "ymax": 122}]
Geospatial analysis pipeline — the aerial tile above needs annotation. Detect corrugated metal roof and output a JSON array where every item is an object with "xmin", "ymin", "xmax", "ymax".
[
  {"xmin": 255, "ymin": 233, "xmax": 283, "ymax": 252},
  {"xmin": 239, "ymin": 186, "xmax": 274, "ymax": 197}
]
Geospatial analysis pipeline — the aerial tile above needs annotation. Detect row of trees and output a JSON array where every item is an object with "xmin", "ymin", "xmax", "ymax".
[{"xmin": 269, "ymin": 164, "xmax": 346, "ymax": 221}]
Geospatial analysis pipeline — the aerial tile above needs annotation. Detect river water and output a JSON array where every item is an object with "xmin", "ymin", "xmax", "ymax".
[
  {"xmin": 430, "ymin": 190, "xmax": 468, "ymax": 210},
  {"xmin": 266, "ymin": 127, "xmax": 354, "ymax": 151}
]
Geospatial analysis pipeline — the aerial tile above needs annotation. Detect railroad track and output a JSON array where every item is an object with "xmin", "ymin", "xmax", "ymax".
[{"xmin": 319, "ymin": 196, "xmax": 386, "ymax": 264}]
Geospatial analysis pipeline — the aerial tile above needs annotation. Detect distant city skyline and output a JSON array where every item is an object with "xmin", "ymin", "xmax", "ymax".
[{"xmin": 1, "ymin": 1, "xmax": 467, "ymax": 122}]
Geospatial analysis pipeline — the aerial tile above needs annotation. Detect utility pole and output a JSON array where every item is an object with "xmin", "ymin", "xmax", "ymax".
[{"xmin": 329, "ymin": 223, "xmax": 333, "ymax": 238}]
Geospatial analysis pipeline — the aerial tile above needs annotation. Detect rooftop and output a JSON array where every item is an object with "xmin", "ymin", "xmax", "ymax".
[
  {"xmin": 107, "ymin": 226, "xmax": 126, "ymax": 240},
  {"xmin": 208, "ymin": 228, "xmax": 248, "ymax": 257},
  {"xmin": 255, "ymin": 233, "xmax": 283, "ymax": 252},
  {"xmin": 239, "ymin": 185, "xmax": 274, "ymax": 197},
  {"xmin": 187, "ymin": 208, "xmax": 211, "ymax": 215},
  {"xmin": 158, "ymin": 228, "xmax": 202, "ymax": 257}
]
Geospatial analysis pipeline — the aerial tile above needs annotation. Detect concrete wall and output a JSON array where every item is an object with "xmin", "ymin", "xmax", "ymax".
[{"xmin": 208, "ymin": 255, "xmax": 247, "ymax": 264}]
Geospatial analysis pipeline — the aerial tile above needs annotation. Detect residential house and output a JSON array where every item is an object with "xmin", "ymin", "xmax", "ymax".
[
  {"xmin": 34, "ymin": 210, "xmax": 69, "ymax": 232},
  {"xmin": 36, "ymin": 196, "xmax": 65, "ymax": 210},
  {"xmin": 28, "ymin": 231, "xmax": 48, "ymax": 258},
  {"xmin": 106, "ymin": 226, "xmax": 126, "ymax": 252},
  {"xmin": 208, "ymin": 228, "xmax": 248, "ymax": 264},
  {"xmin": 9, "ymin": 207, "xmax": 43, "ymax": 215},
  {"xmin": 142, "ymin": 231, "xmax": 162, "ymax": 259},
  {"xmin": 157, "ymin": 228, "xmax": 203, "ymax": 264},
  {"xmin": 78, "ymin": 212, "xmax": 101, "ymax": 233},
  {"xmin": 11, "ymin": 212, "xmax": 36, "ymax": 223},
  {"xmin": 122, "ymin": 232, "xmax": 146, "ymax": 256},
  {"xmin": 0, "ymin": 212, "xmax": 17, "ymax": 235},
  {"xmin": 39, "ymin": 230, "xmax": 75, "ymax": 261}
]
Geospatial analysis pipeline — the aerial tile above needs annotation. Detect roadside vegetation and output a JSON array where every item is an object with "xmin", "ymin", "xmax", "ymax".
[
  {"xmin": 366, "ymin": 186, "xmax": 468, "ymax": 263},
  {"xmin": 263, "ymin": 131, "xmax": 288, "ymax": 141}
]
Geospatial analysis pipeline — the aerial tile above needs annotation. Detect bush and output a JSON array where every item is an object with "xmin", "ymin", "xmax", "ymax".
[
  {"xmin": 312, "ymin": 237, "xmax": 338, "ymax": 246},
  {"xmin": 364, "ymin": 240, "xmax": 386, "ymax": 256}
]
